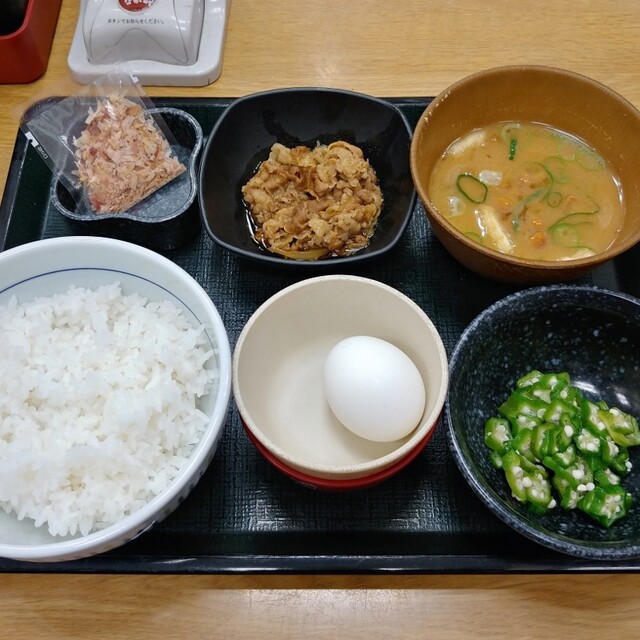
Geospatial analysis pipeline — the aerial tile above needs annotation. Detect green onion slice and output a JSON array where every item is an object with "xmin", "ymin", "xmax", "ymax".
[
  {"xmin": 512, "ymin": 187, "xmax": 546, "ymax": 231},
  {"xmin": 547, "ymin": 191, "xmax": 563, "ymax": 207},
  {"xmin": 549, "ymin": 222, "xmax": 594, "ymax": 251},
  {"xmin": 456, "ymin": 173, "xmax": 488, "ymax": 204},
  {"xmin": 550, "ymin": 222, "xmax": 581, "ymax": 247},
  {"xmin": 464, "ymin": 231, "xmax": 484, "ymax": 245},
  {"xmin": 543, "ymin": 156, "xmax": 569, "ymax": 183},
  {"xmin": 556, "ymin": 134, "xmax": 577, "ymax": 160},
  {"xmin": 500, "ymin": 123, "xmax": 526, "ymax": 145},
  {"xmin": 576, "ymin": 147, "xmax": 606, "ymax": 171},
  {"xmin": 548, "ymin": 203, "xmax": 600, "ymax": 231}
]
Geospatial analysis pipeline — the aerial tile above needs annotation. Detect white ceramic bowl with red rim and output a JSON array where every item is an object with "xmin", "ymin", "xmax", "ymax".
[
  {"xmin": 244, "ymin": 425, "xmax": 436, "ymax": 490},
  {"xmin": 233, "ymin": 275, "xmax": 448, "ymax": 487}
]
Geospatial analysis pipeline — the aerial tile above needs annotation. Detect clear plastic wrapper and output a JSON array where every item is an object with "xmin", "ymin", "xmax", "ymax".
[{"xmin": 20, "ymin": 66, "xmax": 185, "ymax": 215}]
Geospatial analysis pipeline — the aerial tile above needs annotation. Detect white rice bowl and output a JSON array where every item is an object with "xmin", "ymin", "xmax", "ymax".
[{"xmin": 0, "ymin": 237, "xmax": 231, "ymax": 562}]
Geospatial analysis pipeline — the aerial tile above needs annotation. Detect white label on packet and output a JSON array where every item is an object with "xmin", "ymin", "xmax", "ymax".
[{"xmin": 23, "ymin": 130, "xmax": 49, "ymax": 160}]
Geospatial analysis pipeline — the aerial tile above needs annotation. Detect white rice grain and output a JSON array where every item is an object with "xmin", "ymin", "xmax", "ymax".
[{"xmin": 0, "ymin": 282, "xmax": 217, "ymax": 537}]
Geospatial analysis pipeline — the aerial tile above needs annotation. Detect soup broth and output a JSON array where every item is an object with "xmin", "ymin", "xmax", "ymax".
[{"xmin": 428, "ymin": 121, "xmax": 624, "ymax": 261}]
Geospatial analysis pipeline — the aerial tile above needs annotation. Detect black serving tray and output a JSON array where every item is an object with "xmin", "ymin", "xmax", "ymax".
[{"xmin": 2, "ymin": 98, "xmax": 640, "ymax": 575}]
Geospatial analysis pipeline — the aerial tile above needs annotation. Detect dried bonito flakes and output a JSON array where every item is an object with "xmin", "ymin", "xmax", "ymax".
[
  {"xmin": 73, "ymin": 95, "xmax": 185, "ymax": 214},
  {"xmin": 19, "ymin": 65, "xmax": 185, "ymax": 217}
]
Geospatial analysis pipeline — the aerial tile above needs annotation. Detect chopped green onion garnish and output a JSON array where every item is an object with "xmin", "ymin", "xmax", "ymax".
[
  {"xmin": 549, "ymin": 207, "xmax": 599, "ymax": 230},
  {"xmin": 576, "ymin": 147, "xmax": 606, "ymax": 171},
  {"xmin": 464, "ymin": 231, "xmax": 483, "ymax": 245},
  {"xmin": 547, "ymin": 191, "xmax": 563, "ymax": 207},
  {"xmin": 456, "ymin": 173, "xmax": 488, "ymax": 204},
  {"xmin": 543, "ymin": 156, "xmax": 569, "ymax": 183},
  {"xmin": 549, "ymin": 222, "xmax": 581, "ymax": 247},
  {"xmin": 512, "ymin": 188, "xmax": 546, "ymax": 232},
  {"xmin": 549, "ymin": 222, "xmax": 594, "ymax": 250}
]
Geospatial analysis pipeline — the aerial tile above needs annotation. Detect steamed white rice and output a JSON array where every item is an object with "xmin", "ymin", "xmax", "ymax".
[{"xmin": 0, "ymin": 282, "xmax": 217, "ymax": 537}]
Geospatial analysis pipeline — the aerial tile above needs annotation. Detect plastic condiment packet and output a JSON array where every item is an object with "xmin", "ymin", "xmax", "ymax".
[{"xmin": 19, "ymin": 64, "xmax": 185, "ymax": 216}]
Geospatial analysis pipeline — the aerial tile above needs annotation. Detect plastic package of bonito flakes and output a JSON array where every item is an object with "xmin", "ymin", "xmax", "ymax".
[{"xmin": 21, "ymin": 65, "xmax": 185, "ymax": 216}]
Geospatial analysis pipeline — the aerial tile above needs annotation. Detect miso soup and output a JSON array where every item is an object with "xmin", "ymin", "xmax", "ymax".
[{"xmin": 428, "ymin": 121, "xmax": 624, "ymax": 261}]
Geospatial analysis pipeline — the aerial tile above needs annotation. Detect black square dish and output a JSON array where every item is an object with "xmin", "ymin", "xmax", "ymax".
[{"xmin": 198, "ymin": 87, "xmax": 416, "ymax": 269}]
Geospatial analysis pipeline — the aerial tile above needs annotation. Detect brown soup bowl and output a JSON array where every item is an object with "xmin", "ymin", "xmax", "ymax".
[{"xmin": 410, "ymin": 65, "xmax": 640, "ymax": 283}]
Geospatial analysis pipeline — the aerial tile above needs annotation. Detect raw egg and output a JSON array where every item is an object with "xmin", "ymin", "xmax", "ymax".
[{"xmin": 323, "ymin": 336, "xmax": 426, "ymax": 442}]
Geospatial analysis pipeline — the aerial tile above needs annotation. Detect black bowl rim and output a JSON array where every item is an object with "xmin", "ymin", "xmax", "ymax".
[
  {"xmin": 198, "ymin": 86, "xmax": 417, "ymax": 270},
  {"xmin": 51, "ymin": 107, "xmax": 203, "ymax": 223},
  {"xmin": 445, "ymin": 284, "xmax": 640, "ymax": 560}
]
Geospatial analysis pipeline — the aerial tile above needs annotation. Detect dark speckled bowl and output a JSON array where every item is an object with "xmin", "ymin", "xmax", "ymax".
[
  {"xmin": 446, "ymin": 285, "xmax": 640, "ymax": 559},
  {"xmin": 51, "ymin": 108, "xmax": 203, "ymax": 251}
]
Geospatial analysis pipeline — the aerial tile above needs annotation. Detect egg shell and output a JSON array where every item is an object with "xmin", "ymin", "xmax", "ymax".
[{"xmin": 323, "ymin": 336, "xmax": 426, "ymax": 443}]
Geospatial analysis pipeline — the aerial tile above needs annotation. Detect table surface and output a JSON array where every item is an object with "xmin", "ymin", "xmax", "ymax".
[{"xmin": 2, "ymin": 1, "xmax": 640, "ymax": 637}]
